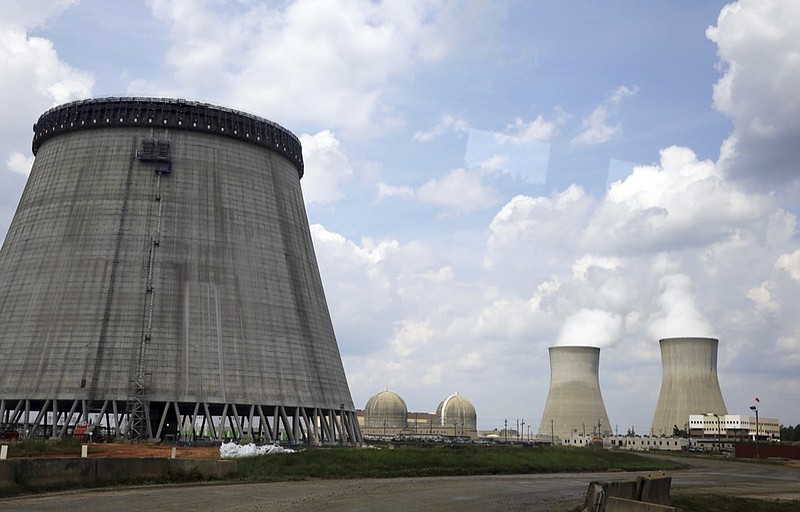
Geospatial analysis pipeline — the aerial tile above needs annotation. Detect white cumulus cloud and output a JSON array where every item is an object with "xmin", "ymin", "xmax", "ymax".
[
  {"xmin": 571, "ymin": 85, "xmax": 637, "ymax": 145},
  {"xmin": 0, "ymin": 0, "xmax": 94, "ymax": 239},
  {"xmin": 141, "ymin": 0, "xmax": 502, "ymax": 137},
  {"xmin": 299, "ymin": 131, "xmax": 353, "ymax": 205},
  {"xmin": 416, "ymin": 168, "xmax": 501, "ymax": 214},
  {"xmin": 413, "ymin": 114, "xmax": 471, "ymax": 142},
  {"xmin": 775, "ymin": 249, "xmax": 800, "ymax": 280},
  {"xmin": 6, "ymin": 153, "xmax": 34, "ymax": 177},
  {"xmin": 707, "ymin": 0, "xmax": 800, "ymax": 189},
  {"xmin": 585, "ymin": 146, "xmax": 771, "ymax": 253}
]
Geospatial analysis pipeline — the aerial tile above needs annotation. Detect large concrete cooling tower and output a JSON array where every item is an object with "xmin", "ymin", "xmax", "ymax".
[
  {"xmin": 538, "ymin": 346, "xmax": 612, "ymax": 437},
  {"xmin": 650, "ymin": 337, "xmax": 727, "ymax": 437},
  {"xmin": 0, "ymin": 97, "xmax": 361, "ymax": 444}
]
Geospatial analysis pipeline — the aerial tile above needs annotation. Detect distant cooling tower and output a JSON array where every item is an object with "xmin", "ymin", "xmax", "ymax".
[
  {"xmin": 538, "ymin": 346, "xmax": 612, "ymax": 437},
  {"xmin": 0, "ymin": 97, "xmax": 361, "ymax": 444},
  {"xmin": 650, "ymin": 337, "xmax": 727, "ymax": 436}
]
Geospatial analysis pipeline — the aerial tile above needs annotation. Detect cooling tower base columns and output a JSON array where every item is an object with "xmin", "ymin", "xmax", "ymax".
[{"xmin": 0, "ymin": 398, "xmax": 361, "ymax": 445}]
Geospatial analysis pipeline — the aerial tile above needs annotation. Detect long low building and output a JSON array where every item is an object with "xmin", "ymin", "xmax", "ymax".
[{"xmin": 603, "ymin": 436, "xmax": 689, "ymax": 452}]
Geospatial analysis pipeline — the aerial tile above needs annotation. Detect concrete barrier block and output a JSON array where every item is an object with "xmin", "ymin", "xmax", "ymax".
[
  {"xmin": 0, "ymin": 461, "xmax": 15, "ymax": 490},
  {"xmin": 605, "ymin": 496, "xmax": 680, "ymax": 511},
  {"xmin": 606, "ymin": 480, "xmax": 640, "ymax": 500},
  {"xmin": 13, "ymin": 458, "xmax": 89, "ymax": 488},
  {"xmin": 167, "ymin": 459, "xmax": 236, "ymax": 479},
  {"xmin": 637, "ymin": 475, "xmax": 672, "ymax": 505},
  {"xmin": 581, "ymin": 481, "xmax": 605, "ymax": 512},
  {"xmin": 0, "ymin": 457, "xmax": 237, "ymax": 492},
  {"xmin": 581, "ymin": 479, "xmax": 642, "ymax": 511}
]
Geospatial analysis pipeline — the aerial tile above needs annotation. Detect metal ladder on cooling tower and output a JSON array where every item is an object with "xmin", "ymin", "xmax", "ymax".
[
  {"xmin": 87, "ymin": 138, "xmax": 137, "ymax": 417},
  {"xmin": 127, "ymin": 138, "xmax": 171, "ymax": 440}
]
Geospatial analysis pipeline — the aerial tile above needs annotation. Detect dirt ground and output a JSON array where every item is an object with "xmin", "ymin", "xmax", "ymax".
[
  {"xmin": 85, "ymin": 443, "xmax": 220, "ymax": 459},
  {"xmin": 3, "ymin": 442, "xmax": 220, "ymax": 459}
]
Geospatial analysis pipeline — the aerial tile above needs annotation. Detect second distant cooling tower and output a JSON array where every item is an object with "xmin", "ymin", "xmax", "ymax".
[
  {"xmin": 538, "ymin": 346, "xmax": 611, "ymax": 437},
  {"xmin": 651, "ymin": 337, "xmax": 727, "ymax": 436}
]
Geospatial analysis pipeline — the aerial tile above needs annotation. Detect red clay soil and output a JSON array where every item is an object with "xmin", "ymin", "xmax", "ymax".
[
  {"xmin": 87, "ymin": 443, "xmax": 220, "ymax": 459},
  {"xmin": 5, "ymin": 443, "xmax": 220, "ymax": 459}
]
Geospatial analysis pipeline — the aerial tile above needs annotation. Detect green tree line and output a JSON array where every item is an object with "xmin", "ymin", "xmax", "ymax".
[{"xmin": 779, "ymin": 424, "xmax": 800, "ymax": 442}]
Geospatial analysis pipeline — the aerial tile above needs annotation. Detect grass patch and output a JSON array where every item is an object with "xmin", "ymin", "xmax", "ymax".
[
  {"xmin": 5, "ymin": 438, "xmax": 83, "ymax": 457},
  {"xmin": 672, "ymin": 494, "xmax": 800, "ymax": 512},
  {"xmin": 233, "ymin": 445, "xmax": 688, "ymax": 481}
]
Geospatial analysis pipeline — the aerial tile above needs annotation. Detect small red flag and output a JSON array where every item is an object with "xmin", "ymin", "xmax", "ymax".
[{"xmin": 755, "ymin": 397, "xmax": 760, "ymax": 403}]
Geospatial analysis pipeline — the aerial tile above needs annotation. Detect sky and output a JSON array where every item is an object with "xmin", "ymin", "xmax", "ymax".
[{"xmin": 1, "ymin": 0, "xmax": 799, "ymax": 434}]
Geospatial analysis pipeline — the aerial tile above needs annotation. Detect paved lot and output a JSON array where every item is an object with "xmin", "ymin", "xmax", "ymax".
[{"xmin": 0, "ymin": 455, "xmax": 797, "ymax": 511}]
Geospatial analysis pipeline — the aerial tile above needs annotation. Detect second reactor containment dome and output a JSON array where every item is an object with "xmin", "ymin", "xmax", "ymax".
[
  {"xmin": 436, "ymin": 392, "xmax": 477, "ymax": 431},
  {"xmin": 0, "ymin": 97, "xmax": 360, "ymax": 444}
]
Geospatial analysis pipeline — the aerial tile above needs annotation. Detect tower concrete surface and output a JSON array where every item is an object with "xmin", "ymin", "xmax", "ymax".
[
  {"xmin": 0, "ymin": 97, "xmax": 361, "ymax": 444},
  {"xmin": 651, "ymin": 337, "xmax": 727, "ymax": 437},
  {"xmin": 538, "ymin": 346, "xmax": 612, "ymax": 437}
]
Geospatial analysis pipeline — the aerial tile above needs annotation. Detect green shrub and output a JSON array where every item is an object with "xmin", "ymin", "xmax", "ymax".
[{"xmin": 233, "ymin": 445, "xmax": 688, "ymax": 481}]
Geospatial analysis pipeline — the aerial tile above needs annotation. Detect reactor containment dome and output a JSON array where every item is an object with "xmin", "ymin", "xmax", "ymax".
[
  {"xmin": 363, "ymin": 389, "xmax": 408, "ymax": 429},
  {"xmin": 0, "ymin": 97, "xmax": 361, "ymax": 444},
  {"xmin": 436, "ymin": 392, "xmax": 477, "ymax": 432}
]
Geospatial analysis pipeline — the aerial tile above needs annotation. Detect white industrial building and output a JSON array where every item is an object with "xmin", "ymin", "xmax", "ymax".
[
  {"xmin": 688, "ymin": 414, "xmax": 780, "ymax": 443},
  {"xmin": 604, "ymin": 436, "xmax": 689, "ymax": 452}
]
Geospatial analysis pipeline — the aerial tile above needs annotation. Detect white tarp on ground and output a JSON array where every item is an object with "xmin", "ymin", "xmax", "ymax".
[{"xmin": 219, "ymin": 442, "xmax": 297, "ymax": 459}]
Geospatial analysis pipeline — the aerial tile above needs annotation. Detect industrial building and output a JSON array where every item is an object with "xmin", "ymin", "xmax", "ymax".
[
  {"xmin": 688, "ymin": 414, "xmax": 780, "ymax": 444},
  {"xmin": 603, "ymin": 436, "xmax": 689, "ymax": 452},
  {"xmin": 0, "ymin": 97, "xmax": 361, "ymax": 444},
  {"xmin": 650, "ymin": 337, "xmax": 727, "ymax": 437},
  {"xmin": 538, "ymin": 346, "xmax": 612, "ymax": 438}
]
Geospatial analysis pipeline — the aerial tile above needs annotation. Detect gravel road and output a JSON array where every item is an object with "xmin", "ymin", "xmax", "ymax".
[{"xmin": 0, "ymin": 455, "xmax": 797, "ymax": 511}]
